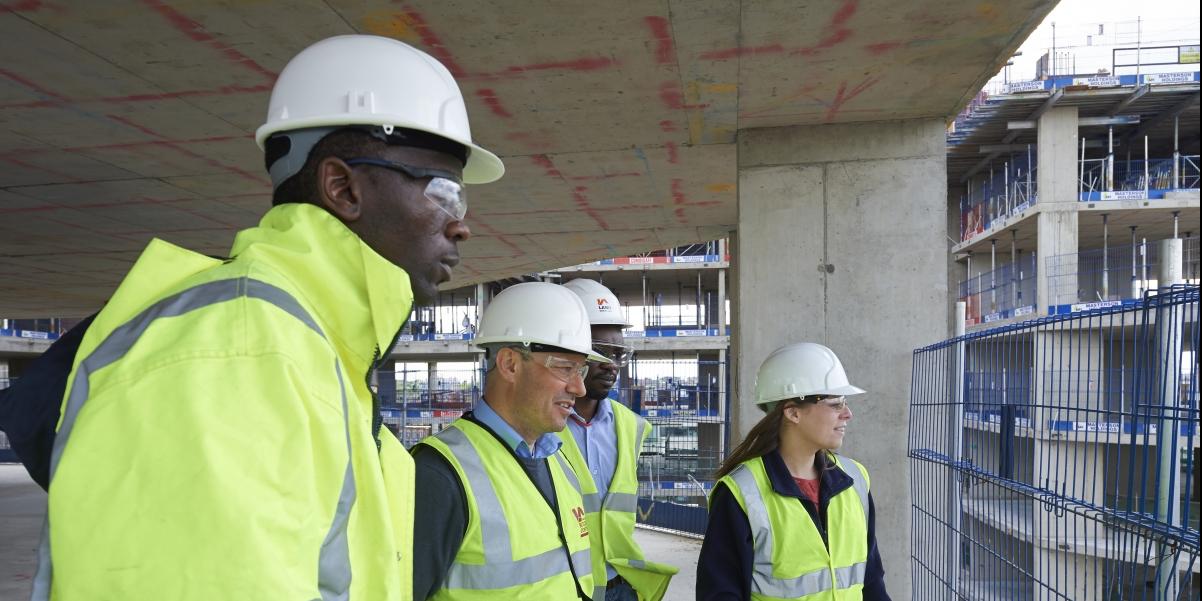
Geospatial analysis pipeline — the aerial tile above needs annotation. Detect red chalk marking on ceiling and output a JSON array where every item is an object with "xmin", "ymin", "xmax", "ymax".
[
  {"xmin": 568, "ymin": 172, "xmax": 642, "ymax": 181},
  {"xmin": 475, "ymin": 88, "xmax": 513, "ymax": 118},
  {"xmin": 462, "ymin": 219, "xmax": 525, "ymax": 256},
  {"xmin": 400, "ymin": 7, "xmax": 467, "ymax": 77},
  {"xmin": 665, "ymin": 142, "xmax": 679, "ymax": 164},
  {"xmin": 141, "ymin": 0, "xmax": 276, "ymax": 82},
  {"xmin": 816, "ymin": 75, "xmax": 883, "ymax": 122},
  {"xmin": 572, "ymin": 186, "xmax": 611, "ymax": 230},
  {"xmin": 864, "ymin": 41, "xmax": 903, "ymax": 56},
  {"xmin": 645, "ymin": 16, "xmax": 676, "ymax": 65},
  {"xmin": 658, "ymin": 82, "xmax": 709, "ymax": 110},
  {"xmin": 105, "ymin": 113, "xmax": 264, "ymax": 186},
  {"xmin": 0, "ymin": 67, "xmax": 69, "ymax": 102},
  {"xmin": 530, "ymin": 154, "xmax": 564, "ymax": 178},
  {"xmin": 659, "ymin": 120, "xmax": 677, "ymax": 132},
  {"xmin": 0, "ymin": 83, "xmax": 273, "ymax": 110},
  {"xmin": 505, "ymin": 56, "xmax": 617, "ymax": 74}
]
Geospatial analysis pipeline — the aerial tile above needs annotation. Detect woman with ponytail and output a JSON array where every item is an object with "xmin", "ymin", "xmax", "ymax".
[{"xmin": 696, "ymin": 343, "xmax": 891, "ymax": 601}]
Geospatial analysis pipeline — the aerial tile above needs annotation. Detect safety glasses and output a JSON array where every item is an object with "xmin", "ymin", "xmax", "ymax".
[
  {"xmin": 814, "ymin": 396, "xmax": 849, "ymax": 412},
  {"xmin": 509, "ymin": 346, "xmax": 589, "ymax": 383},
  {"xmin": 589, "ymin": 341, "xmax": 633, "ymax": 368},
  {"xmin": 344, "ymin": 158, "xmax": 467, "ymax": 221}
]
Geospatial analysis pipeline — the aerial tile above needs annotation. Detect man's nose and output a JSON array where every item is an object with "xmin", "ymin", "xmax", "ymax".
[{"xmin": 447, "ymin": 219, "xmax": 471, "ymax": 242}]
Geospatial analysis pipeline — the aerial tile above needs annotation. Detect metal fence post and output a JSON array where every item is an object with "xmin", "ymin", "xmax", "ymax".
[
  {"xmin": 949, "ymin": 301, "xmax": 967, "ymax": 600},
  {"xmin": 1155, "ymin": 239, "xmax": 1184, "ymax": 601}
]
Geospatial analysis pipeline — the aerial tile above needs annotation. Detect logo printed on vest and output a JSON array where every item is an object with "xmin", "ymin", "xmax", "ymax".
[{"xmin": 572, "ymin": 506, "xmax": 589, "ymax": 537}]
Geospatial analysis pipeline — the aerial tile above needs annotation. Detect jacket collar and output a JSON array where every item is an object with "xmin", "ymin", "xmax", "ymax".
[
  {"xmin": 228, "ymin": 203, "xmax": 413, "ymax": 377},
  {"xmin": 763, "ymin": 448, "xmax": 854, "ymax": 502}
]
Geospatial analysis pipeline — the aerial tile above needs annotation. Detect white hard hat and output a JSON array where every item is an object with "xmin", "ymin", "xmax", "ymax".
[
  {"xmin": 562, "ymin": 279, "xmax": 631, "ymax": 328},
  {"xmin": 755, "ymin": 342, "xmax": 866, "ymax": 409},
  {"xmin": 474, "ymin": 282, "xmax": 610, "ymax": 363},
  {"xmin": 256, "ymin": 35, "xmax": 504, "ymax": 187}
]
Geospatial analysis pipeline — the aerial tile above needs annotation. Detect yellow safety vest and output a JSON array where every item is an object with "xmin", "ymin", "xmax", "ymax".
[
  {"xmin": 558, "ymin": 402, "xmax": 678, "ymax": 601},
  {"xmin": 717, "ymin": 454, "xmax": 871, "ymax": 601},
  {"xmin": 419, "ymin": 419, "xmax": 596, "ymax": 600},
  {"xmin": 34, "ymin": 204, "xmax": 416, "ymax": 601}
]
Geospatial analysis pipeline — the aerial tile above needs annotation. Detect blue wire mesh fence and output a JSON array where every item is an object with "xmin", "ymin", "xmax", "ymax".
[{"xmin": 910, "ymin": 285, "xmax": 1199, "ymax": 600}]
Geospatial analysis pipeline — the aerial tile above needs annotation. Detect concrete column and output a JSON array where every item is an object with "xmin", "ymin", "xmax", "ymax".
[
  {"xmin": 735, "ymin": 118, "xmax": 947, "ymax": 599},
  {"xmin": 1035, "ymin": 107, "xmax": 1080, "ymax": 312}
]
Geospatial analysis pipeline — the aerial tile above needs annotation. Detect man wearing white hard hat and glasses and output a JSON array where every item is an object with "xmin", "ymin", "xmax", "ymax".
[
  {"xmin": 31, "ymin": 35, "xmax": 501, "ymax": 601},
  {"xmin": 412, "ymin": 282, "xmax": 610, "ymax": 600},
  {"xmin": 560, "ymin": 278, "xmax": 679, "ymax": 601}
]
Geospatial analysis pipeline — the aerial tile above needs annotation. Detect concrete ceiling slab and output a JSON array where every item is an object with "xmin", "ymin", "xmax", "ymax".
[{"xmin": 1, "ymin": 0, "xmax": 1055, "ymax": 316}]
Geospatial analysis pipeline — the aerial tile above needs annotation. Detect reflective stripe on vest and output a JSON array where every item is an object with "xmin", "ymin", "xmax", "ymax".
[
  {"xmin": 435, "ymin": 426, "xmax": 592, "ymax": 590},
  {"xmin": 728, "ymin": 457, "xmax": 869, "ymax": 599},
  {"xmin": 578, "ymin": 417, "xmax": 647, "ymax": 515},
  {"xmin": 31, "ymin": 278, "xmax": 357, "ymax": 601}
]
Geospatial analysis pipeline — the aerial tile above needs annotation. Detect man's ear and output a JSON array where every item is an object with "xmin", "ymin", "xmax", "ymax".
[
  {"xmin": 317, "ymin": 157, "xmax": 363, "ymax": 223},
  {"xmin": 495, "ymin": 348, "xmax": 523, "ymax": 383}
]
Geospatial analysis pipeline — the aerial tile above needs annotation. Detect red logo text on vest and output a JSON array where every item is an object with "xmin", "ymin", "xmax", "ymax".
[{"xmin": 572, "ymin": 506, "xmax": 589, "ymax": 537}]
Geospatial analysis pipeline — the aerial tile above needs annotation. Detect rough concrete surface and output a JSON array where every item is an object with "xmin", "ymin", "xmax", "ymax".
[{"xmin": 632, "ymin": 527, "xmax": 703, "ymax": 601}]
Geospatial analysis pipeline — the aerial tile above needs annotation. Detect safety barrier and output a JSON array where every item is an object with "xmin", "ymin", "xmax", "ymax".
[
  {"xmin": 1079, "ymin": 156, "xmax": 1202, "ymax": 201},
  {"xmin": 960, "ymin": 252, "xmax": 1038, "ymax": 326},
  {"xmin": 910, "ymin": 285, "xmax": 1199, "ymax": 600},
  {"xmin": 1046, "ymin": 237, "xmax": 1200, "ymax": 311},
  {"xmin": 960, "ymin": 150, "xmax": 1038, "ymax": 241}
]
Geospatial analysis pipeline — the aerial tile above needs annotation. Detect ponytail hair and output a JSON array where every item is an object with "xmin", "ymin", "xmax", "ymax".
[{"xmin": 715, "ymin": 400, "xmax": 796, "ymax": 480}]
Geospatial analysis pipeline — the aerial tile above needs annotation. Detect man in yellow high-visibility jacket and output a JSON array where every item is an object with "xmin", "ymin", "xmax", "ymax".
[
  {"xmin": 33, "ymin": 35, "xmax": 503, "ymax": 601},
  {"xmin": 559, "ymin": 279, "xmax": 678, "ymax": 601},
  {"xmin": 412, "ymin": 282, "xmax": 611, "ymax": 600}
]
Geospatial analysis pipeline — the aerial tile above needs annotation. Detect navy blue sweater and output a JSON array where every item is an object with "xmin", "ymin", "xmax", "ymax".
[{"xmin": 696, "ymin": 450, "xmax": 891, "ymax": 600}]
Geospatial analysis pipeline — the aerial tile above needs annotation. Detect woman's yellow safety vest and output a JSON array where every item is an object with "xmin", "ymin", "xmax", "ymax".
[
  {"xmin": 558, "ymin": 402, "xmax": 678, "ymax": 601},
  {"xmin": 718, "ymin": 454, "xmax": 871, "ymax": 601},
  {"xmin": 419, "ymin": 419, "xmax": 596, "ymax": 600},
  {"xmin": 35, "ymin": 204, "xmax": 416, "ymax": 601}
]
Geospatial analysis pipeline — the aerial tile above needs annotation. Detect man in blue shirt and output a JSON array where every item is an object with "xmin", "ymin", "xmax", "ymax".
[
  {"xmin": 561, "ymin": 279, "xmax": 677, "ymax": 601},
  {"xmin": 410, "ymin": 282, "xmax": 612, "ymax": 600}
]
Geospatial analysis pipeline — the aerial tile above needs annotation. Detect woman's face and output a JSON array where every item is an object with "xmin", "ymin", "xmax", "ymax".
[{"xmin": 785, "ymin": 397, "xmax": 853, "ymax": 451}]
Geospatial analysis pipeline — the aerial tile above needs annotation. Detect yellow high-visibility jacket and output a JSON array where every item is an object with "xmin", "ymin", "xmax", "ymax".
[
  {"xmin": 558, "ymin": 401, "xmax": 677, "ymax": 601},
  {"xmin": 418, "ymin": 418, "xmax": 596, "ymax": 600},
  {"xmin": 34, "ymin": 203, "xmax": 416, "ymax": 601},
  {"xmin": 718, "ymin": 454, "xmax": 871, "ymax": 601}
]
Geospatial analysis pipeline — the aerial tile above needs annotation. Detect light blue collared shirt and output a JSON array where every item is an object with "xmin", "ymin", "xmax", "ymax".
[
  {"xmin": 473, "ymin": 396, "xmax": 563, "ymax": 459},
  {"xmin": 566, "ymin": 394, "xmax": 620, "ymax": 580}
]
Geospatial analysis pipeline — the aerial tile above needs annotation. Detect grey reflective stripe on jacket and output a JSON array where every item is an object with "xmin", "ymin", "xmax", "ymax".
[
  {"xmin": 435, "ymin": 427, "xmax": 592, "ymax": 590},
  {"xmin": 582, "ymin": 415, "xmax": 649, "ymax": 515},
  {"xmin": 728, "ymin": 455, "xmax": 869, "ymax": 598},
  {"xmin": 31, "ymin": 277, "xmax": 357, "ymax": 601}
]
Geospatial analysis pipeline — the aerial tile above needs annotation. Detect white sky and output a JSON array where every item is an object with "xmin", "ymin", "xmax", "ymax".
[{"xmin": 990, "ymin": 0, "xmax": 1200, "ymax": 85}]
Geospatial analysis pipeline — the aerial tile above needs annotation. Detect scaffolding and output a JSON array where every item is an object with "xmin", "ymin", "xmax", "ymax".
[
  {"xmin": 961, "ymin": 249, "xmax": 1038, "ymax": 326},
  {"xmin": 1046, "ymin": 236, "xmax": 1201, "ymax": 310},
  {"xmin": 961, "ymin": 149, "xmax": 1039, "ymax": 241},
  {"xmin": 910, "ymin": 283, "xmax": 1199, "ymax": 600}
]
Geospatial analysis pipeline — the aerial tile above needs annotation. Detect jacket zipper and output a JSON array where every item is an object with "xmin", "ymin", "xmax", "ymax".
[{"xmin": 366, "ymin": 321, "xmax": 407, "ymax": 451}]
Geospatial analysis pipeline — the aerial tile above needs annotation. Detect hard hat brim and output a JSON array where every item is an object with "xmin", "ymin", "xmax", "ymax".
[
  {"xmin": 472, "ymin": 336, "xmax": 612, "ymax": 365},
  {"xmin": 755, "ymin": 383, "xmax": 867, "ymax": 406},
  {"xmin": 255, "ymin": 115, "xmax": 505, "ymax": 185}
]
